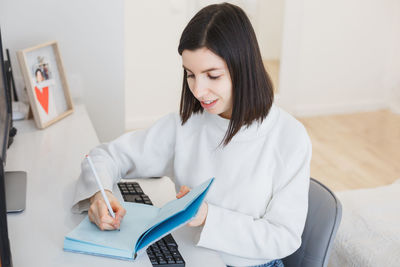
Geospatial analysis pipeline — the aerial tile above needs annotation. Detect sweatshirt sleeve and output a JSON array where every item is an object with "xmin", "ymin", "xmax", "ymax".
[
  {"xmin": 71, "ymin": 113, "xmax": 178, "ymax": 213},
  {"xmin": 197, "ymin": 134, "xmax": 312, "ymax": 260}
]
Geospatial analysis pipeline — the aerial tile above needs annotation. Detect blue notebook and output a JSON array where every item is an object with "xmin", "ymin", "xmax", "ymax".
[{"xmin": 64, "ymin": 177, "xmax": 214, "ymax": 260}]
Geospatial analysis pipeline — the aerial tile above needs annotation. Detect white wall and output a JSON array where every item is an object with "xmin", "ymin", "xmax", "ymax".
[
  {"xmin": 384, "ymin": 2, "xmax": 400, "ymax": 114},
  {"xmin": 0, "ymin": 0, "xmax": 125, "ymax": 142},
  {"xmin": 278, "ymin": 0, "xmax": 400, "ymax": 116},
  {"xmin": 124, "ymin": 0, "xmax": 265, "ymax": 131},
  {"xmin": 257, "ymin": 0, "xmax": 285, "ymax": 60},
  {"xmin": 124, "ymin": 0, "xmax": 188, "ymax": 130}
]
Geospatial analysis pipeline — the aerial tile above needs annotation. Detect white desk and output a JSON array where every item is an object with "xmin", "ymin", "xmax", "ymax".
[{"xmin": 5, "ymin": 104, "xmax": 225, "ymax": 267}]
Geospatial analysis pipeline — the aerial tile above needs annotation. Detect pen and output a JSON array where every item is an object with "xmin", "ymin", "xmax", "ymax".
[{"xmin": 85, "ymin": 155, "xmax": 116, "ymax": 219}]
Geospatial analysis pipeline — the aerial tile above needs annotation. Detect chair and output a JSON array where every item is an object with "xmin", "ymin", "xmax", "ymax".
[{"xmin": 282, "ymin": 178, "xmax": 342, "ymax": 267}]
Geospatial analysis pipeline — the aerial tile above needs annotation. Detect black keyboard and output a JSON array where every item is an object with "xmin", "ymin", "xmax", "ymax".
[{"xmin": 118, "ymin": 181, "xmax": 186, "ymax": 267}]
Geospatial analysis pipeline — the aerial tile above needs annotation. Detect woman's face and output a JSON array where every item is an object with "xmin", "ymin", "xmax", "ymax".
[
  {"xmin": 182, "ymin": 47, "xmax": 233, "ymax": 119},
  {"xmin": 36, "ymin": 71, "xmax": 44, "ymax": 83}
]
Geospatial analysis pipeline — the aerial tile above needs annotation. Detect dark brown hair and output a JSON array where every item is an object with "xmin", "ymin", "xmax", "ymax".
[{"xmin": 178, "ymin": 3, "xmax": 274, "ymax": 146}]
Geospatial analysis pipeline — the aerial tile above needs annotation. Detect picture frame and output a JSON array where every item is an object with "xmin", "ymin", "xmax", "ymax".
[{"xmin": 17, "ymin": 41, "xmax": 73, "ymax": 129}]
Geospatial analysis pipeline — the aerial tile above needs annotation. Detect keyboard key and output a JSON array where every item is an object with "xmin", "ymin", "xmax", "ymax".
[
  {"xmin": 123, "ymin": 195, "xmax": 139, "ymax": 202},
  {"xmin": 175, "ymin": 258, "xmax": 184, "ymax": 264},
  {"xmin": 164, "ymin": 234, "xmax": 178, "ymax": 246},
  {"xmin": 157, "ymin": 256, "xmax": 166, "ymax": 263}
]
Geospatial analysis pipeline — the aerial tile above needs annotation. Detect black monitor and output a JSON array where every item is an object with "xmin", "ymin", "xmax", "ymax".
[
  {"xmin": 0, "ymin": 27, "xmax": 13, "ymax": 267},
  {"xmin": 1, "ymin": 27, "xmax": 27, "ymax": 267}
]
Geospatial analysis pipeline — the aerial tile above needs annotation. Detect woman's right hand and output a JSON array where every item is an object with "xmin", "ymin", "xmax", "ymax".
[{"xmin": 88, "ymin": 190, "xmax": 126, "ymax": 230}]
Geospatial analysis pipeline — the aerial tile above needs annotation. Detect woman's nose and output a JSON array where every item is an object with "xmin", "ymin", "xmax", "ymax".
[{"xmin": 192, "ymin": 79, "xmax": 208, "ymax": 99}]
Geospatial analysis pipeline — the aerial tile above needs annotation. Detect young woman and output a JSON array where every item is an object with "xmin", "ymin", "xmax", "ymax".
[{"xmin": 72, "ymin": 3, "xmax": 311, "ymax": 267}]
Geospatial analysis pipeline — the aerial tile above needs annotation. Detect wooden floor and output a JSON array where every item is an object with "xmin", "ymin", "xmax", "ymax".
[{"xmin": 297, "ymin": 110, "xmax": 400, "ymax": 192}]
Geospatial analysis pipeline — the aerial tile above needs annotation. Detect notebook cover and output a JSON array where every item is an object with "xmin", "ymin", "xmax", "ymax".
[{"xmin": 64, "ymin": 177, "xmax": 214, "ymax": 260}]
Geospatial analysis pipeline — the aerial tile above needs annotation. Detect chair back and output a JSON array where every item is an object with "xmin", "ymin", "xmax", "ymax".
[{"xmin": 282, "ymin": 178, "xmax": 342, "ymax": 267}]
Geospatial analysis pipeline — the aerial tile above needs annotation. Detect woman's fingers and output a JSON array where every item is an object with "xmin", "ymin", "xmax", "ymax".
[
  {"xmin": 88, "ymin": 191, "xmax": 124, "ymax": 230},
  {"xmin": 187, "ymin": 202, "xmax": 208, "ymax": 227},
  {"xmin": 92, "ymin": 199, "xmax": 115, "ymax": 230},
  {"xmin": 97, "ymin": 200, "xmax": 115, "ymax": 224},
  {"xmin": 111, "ymin": 198, "xmax": 126, "ymax": 220},
  {"xmin": 176, "ymin": 185, "xmax": 191, "ymax": 199},
  {"xmin": 111, "ymin": 201, "xmax": 126, "ymax": 228},
  {"xmin": 114, "ymin": 207, "xmax": 126, "ymax": 225}
]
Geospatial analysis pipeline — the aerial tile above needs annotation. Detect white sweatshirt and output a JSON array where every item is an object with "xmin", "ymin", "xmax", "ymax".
[{"xmin": 72, "ymin": 104, "xmax": 312, "ymax": 267}]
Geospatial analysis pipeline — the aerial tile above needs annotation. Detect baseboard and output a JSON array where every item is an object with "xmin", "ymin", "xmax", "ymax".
[{"xmin": 280, "ymin": 99, "xmax": 389, "ymax": 117}]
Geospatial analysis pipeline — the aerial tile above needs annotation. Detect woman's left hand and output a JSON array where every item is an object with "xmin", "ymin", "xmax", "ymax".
[{"xmin": 176, "ymin": 185, "xmax": 208, "ymax": 227}]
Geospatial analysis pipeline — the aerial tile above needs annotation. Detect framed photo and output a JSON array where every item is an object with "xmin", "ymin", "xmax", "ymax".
[{"xmin": 17, "ymin": 41, "xmax": 73, "ymax": 129}]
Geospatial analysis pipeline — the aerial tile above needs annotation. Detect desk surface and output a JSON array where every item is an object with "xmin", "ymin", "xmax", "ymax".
[{"xmin": 5, "ymin": 104, "xmax": 225, "ymax": 267}]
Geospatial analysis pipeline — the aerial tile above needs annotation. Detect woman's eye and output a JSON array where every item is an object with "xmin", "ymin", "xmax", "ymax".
[
  {"xmin": 208, "ymin": 75, "xmax": 220, "ymax": 80},
  {"xmin": 187, "ymin": 73, "xmax": 194, "ymax": 79}
]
